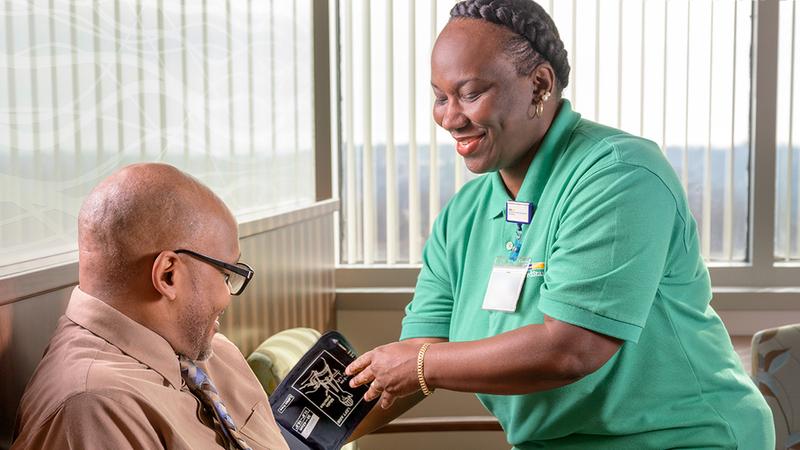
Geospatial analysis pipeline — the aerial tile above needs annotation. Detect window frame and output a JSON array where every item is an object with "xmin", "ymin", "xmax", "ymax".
[
  {"xmin": 709, "ymin": 0, "xmax": 798, "ymax": 290},
  {"xmin": 333, "ymin": 0, "xmax": 800, "ymax": 325},
  {"xmin": 0, "ymin": 0, "xmax": 336, "ymax": 304}
]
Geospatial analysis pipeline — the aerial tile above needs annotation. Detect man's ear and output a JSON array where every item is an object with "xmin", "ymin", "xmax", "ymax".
[{"xmin": 152, "ymin": 251, "xmax": 180, "ymax": 300}]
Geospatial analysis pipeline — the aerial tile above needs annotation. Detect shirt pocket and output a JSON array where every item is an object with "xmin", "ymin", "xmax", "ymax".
[{"xmin": 239, "ymin": 400, "xmax": 288, "ymax": 450}]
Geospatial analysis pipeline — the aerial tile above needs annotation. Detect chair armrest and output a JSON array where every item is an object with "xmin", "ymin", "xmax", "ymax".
[{"xmin": 371, "ymin": 416, "xmax": 502, "ymax": 434}]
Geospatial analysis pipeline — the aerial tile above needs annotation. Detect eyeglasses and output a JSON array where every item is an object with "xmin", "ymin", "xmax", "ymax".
[{"xmin": 174, "ymin": 249, "xmax": 254, "ymax": 296}]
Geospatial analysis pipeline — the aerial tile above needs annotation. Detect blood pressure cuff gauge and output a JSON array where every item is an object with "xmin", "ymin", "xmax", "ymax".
[{"xmin": 269, "ymin": 331, "xmax": 376, "ymax": 450}]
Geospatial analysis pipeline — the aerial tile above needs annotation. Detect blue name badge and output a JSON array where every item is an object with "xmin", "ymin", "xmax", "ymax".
[{"xmin": 506, "ymin": 201, "xmax": 533, "ymax": 224}]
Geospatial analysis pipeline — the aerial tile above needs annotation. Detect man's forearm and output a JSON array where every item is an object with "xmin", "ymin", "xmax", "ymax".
[{"xmin": 347, "ymin": 391, "xmax": 425, "ymax": 441}]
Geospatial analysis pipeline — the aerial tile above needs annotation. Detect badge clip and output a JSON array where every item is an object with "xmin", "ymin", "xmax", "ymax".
[{"xmin": 506, "ymin": 201, "xmax": 533, "ymax": 224}]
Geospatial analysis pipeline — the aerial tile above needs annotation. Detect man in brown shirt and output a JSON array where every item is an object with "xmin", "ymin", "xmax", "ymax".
[{"xmin": 11, "ymin": 163, "xmax": 289, "ymax": 450}]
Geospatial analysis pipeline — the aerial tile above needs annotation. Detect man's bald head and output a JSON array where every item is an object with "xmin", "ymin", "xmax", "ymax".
[{"xmin": 78, "ymin": 163, "xmax": 235, "ymax": 298}]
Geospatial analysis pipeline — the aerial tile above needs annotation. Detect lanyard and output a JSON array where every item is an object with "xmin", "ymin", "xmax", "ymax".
[
  {"xmin": 508, "ymin": 223, "xmax": 523, "ymax": 262},
  {"xmin": 505, "ymin": 200, "xmax": 533, "ymax": 262}
]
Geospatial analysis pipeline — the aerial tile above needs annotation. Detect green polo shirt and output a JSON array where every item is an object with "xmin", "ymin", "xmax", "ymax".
[{"xmin": 400, "ymin": 100, "xmax": 773, "ymax": 449}]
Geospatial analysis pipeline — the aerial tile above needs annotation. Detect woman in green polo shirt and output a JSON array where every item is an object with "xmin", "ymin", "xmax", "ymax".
[{"xmin": 345, "ymin": 0, "xmax": 774, "ymax": 448}]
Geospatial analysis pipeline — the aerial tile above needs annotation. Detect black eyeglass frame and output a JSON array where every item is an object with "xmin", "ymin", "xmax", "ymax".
[{"xmin": 174, "ymin": 249, "xmax": 254, "ymax": 295}]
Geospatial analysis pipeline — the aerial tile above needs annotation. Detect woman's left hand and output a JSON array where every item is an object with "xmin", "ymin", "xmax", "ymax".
[{"xmin": 345, "ymin": 340, "xmax": 431, "ymax": 409}]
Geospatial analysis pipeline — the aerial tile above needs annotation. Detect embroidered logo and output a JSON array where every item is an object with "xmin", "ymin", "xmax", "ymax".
[{"xmin": 527, "ymin": 262, "xmax": 545, "ymax": 278}]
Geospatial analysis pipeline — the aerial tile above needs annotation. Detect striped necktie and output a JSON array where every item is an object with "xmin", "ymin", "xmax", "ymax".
[{"xmin": 178, "ymin": 355, "xmax": 253, "ymax": 450}]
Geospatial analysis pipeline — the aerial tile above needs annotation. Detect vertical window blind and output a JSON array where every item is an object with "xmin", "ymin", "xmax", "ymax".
[
  {"xmin": 0, "ymin": 0, "xmax": 316, "ymax": 274},
  {"xmin": 337, "ymin": 0, "xmax": 752, "ymax": 265}
]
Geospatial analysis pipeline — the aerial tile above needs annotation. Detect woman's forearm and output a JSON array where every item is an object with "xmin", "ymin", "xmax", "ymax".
[
  {"xmin": 424, "ymin": 320, "xmax": 621, "ymax": 395},
  {"xmin": 345, "ymin": 319, "xmax": 621, "ymax": 408}
]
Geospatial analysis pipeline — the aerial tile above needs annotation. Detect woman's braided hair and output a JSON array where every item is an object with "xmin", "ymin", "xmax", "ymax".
[{"xmin": 450, "ymin": 0, "xmax": 570, "ymax": 93}]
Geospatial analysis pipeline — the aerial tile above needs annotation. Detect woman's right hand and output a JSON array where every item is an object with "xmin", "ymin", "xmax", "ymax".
[{"xmin": 345, "ymin": 338, "xmax": 446, "ymax": 409}]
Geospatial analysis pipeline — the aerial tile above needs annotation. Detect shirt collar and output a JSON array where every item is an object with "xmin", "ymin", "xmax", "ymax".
[
  {"xmin": 489, "ymin": 99, "xmax": 582, "ymax": 219},
  {"xmin": 65, "ymin": 286, "xmax": 183, "ymax": 390}
]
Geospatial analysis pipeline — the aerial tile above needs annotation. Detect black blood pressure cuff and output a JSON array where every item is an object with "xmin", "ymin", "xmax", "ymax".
[{"xmin": 269, "ymin": 331, "xmax": 376, "ymax": 450}]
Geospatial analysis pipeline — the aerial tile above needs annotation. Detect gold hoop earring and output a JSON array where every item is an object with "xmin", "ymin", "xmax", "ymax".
[{"xmin": 535, "ymin": 101, "xmax": 544, "ymax": 118}]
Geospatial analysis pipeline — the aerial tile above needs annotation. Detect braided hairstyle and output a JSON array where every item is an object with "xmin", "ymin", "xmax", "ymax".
[{"xmin": 450, "ymin": 0, "xmax": 570, "ymax": 93}]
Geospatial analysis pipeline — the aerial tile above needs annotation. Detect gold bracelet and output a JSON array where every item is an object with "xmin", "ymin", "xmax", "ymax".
[{"xmin": 417, "ymin": 343, "xmax": 433, "ymax": 396}]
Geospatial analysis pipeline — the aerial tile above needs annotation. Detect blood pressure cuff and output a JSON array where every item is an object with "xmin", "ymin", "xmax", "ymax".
[{"xmin": 269, "ymin": 331, "xmax": 376, "ymax": 450}]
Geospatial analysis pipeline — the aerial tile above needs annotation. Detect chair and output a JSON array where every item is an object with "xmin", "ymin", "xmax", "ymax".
[
  {"xmin": 752, "ymin": 323, "xmax": 800, "ymax": 449},
  {"xmin": 248, "ymin": 327, "xmax": 322, "ymax": 397}
]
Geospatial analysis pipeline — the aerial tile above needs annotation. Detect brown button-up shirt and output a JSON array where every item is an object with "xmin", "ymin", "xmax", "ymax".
[{"xmin": 11, "ymin": 287, "xmax": 289, "ymax": 450}]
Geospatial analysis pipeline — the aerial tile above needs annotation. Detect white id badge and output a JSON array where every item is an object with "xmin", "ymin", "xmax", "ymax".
[
  {"xmin": 481, "ymin": 256, "xmax": 532, "ymax": 312},
  {"xmin": 506, "ymin": 201, "xmax": 533, "ymax": 224}
]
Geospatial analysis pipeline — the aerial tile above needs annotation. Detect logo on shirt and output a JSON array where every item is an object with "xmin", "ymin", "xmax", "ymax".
[{"xmin": 527, "ymin": 262, "xmax": 545, "ymax": 278}]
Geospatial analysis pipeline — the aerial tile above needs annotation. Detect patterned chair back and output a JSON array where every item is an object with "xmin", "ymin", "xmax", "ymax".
[
  {"xmin": 752, "ymin": 324, "xmax": 800, "ymax": 449},
  {"xmin": 248, "ymin": 328, "xmax": 322, "ymax": 395}
]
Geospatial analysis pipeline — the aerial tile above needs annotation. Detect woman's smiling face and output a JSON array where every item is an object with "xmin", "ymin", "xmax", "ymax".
[{"xmin": 431, "ymin": 18, "xmax": 540, "ymax": 175}]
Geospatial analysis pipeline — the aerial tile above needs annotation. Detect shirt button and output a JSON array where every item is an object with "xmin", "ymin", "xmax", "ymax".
[{"xmin": 506, "ymin": 241, "xmax": 514, "ymax": 251}]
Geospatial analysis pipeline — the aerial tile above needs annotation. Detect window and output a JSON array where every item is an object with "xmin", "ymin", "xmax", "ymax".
[
  {"xmin": 776, "ymin": 0, "xmax": 800, "ymax": 262},
  {"xmin": 0, "ymin": 0, "xmax": 316, "ymax": 276},
  {"xmin": 336, "ymin": 0, "xmax": 752, "ymax": 265}
]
